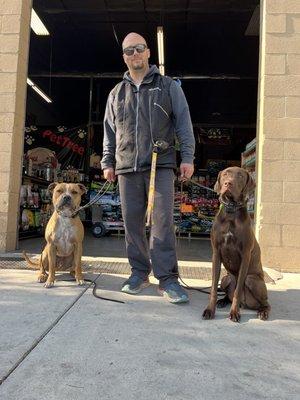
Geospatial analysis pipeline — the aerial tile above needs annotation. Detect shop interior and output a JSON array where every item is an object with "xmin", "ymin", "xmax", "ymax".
[{"xmin": 19, "ymin": 0, "xmax": 260, "ymax": 259}]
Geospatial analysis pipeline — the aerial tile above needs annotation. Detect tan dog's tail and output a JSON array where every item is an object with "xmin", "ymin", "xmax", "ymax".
[{"xmin": 23, "ymin": 251, "xmax": 40, "ymax": 269}]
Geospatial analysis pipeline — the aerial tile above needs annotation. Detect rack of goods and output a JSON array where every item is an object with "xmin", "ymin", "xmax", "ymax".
[
  {"xmin": 19, "ymin": 175, "xmax": 52, "ymax": 239},
  {"xmin": 88, "ymin": 181, "xmax": 124, "ymax": 238},
  {"xmin": 174, "ymin": 179, "xmax": 219, "ymax": 236},
  {"xmin": 241, "ymin": 137, "xmax": 256, "ymax": 217}
]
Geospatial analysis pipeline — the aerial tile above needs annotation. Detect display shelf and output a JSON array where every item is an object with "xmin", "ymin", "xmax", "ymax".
[
  {"xmin": 242, "ymin": 157, "xmax": 256, "ymax": 168},
  {"xmin": 22, "ymin": 174, "xmax": 51, "ymax": 186},
  {"xmin": 241, "ymin": 138, "xmax": 256, "ymax": 219},
  {"xmin": 20, "ymin": 206, "xmax": 41, "ymax": 210},
  {"xmin": 243, "ymin": 138, "xmax": 256, "ymax": 155},
  {"xmin": 19, "ymin": 229, "xmax": 43, "ymax": 240},
  {"xmin": 19, "ymin": 175, "xmax": 52, "ymax": 239}
]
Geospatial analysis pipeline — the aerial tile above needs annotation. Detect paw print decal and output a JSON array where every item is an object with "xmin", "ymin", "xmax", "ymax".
[
  {"xmin": 57, "ymin": 126, "xmax": 67, "ymax": 133},
  {"xmin": 77, "ymin": 129, "xmax": 87, "ymax": 139},
  {"xmin": 25, "ymin": 126, "xmax": 37, "ymax": 133},
  {"xmin": 25, "ymin": 135, "xmax": 35, "ymax": 145}
]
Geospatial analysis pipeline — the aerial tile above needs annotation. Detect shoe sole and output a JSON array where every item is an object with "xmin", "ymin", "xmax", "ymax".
[
  {"xmin": 158, "ymin": 288, "xmax": 189, "ymax": 304},
  {"xmin": 121, "ymin": 281, "xmax": 151, "ymax": 295}
]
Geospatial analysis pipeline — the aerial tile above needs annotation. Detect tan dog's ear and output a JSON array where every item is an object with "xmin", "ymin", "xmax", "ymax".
[
  {"xmin": 214, "ymin": 172, "xmax": 222, "ymax": 194},
  {"xmin": 48, "ymin": 182, "xmax": 57, "ymax": 193},
  {"xmin": 242, "ymin": 171, "xmax": 256, "ymax": 197},
  {"xmin": 77, "ymin": 183, "xmax": 87, "ymax": 194}
]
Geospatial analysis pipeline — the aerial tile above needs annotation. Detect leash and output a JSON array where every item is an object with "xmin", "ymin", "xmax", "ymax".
[
  {"xmin": 179, "ymin": 275, "xmax": 225, "ymax": 296},
  {"xmin": 189, "ymin": 180, "xmax": 216, "ymax": 193},
  {"xmin": 68, "ymin": 180, "xmax": 114, "ymax": 218},
  {"xmin": 60, "ymin": 274, "xmax": 125, "ymax": 304},
  {"xmin": 177, "ymin": 180, "xmax": 225, "ymax": 296},
  {"xmin": 144, "ymin": 145, "xmax": 222, "ymax": 295},
  {"xmin": 37, "ymin": 236, "xmax": 125, "ymax": 303},
  {"xmin": 146, "ymin": 145, "xmax": 158, "ymax": 226},
  {"xmin": 146, "ymin": 140, "xmax": 170, "ymax": 227}
]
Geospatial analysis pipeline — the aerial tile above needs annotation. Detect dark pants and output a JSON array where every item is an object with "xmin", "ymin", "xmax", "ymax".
[{"xmin": 118, "ymin": 168, "xmax": 178, "ymax": 287}]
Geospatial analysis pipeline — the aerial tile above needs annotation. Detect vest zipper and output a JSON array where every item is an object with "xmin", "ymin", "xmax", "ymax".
[
  {"xmin": 134, "ymin": 87, "xmax": 140, "ymax": 171},
  {"xmin": 154, "ymin": 102, "xmax": 169, "ymax": 118}
]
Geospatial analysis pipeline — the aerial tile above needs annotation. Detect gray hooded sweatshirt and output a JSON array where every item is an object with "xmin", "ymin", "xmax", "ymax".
[{"xmin": 101, "ymin": 65, "xmax": 195, "ymax": 174}]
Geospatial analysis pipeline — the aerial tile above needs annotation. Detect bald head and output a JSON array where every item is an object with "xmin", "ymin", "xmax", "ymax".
[
  {"xmin": 122, "ymin": 32, "xmax": 150, "ymax": 78},
  {"xmin": 122, "ymin": 32, "xmax": 147, "ymax": 49}
]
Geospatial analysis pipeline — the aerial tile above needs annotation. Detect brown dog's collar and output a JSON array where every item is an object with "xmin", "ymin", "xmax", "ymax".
[{"xmin": 219, "ymin": 200, "xmax": 246, "ymax": 214}]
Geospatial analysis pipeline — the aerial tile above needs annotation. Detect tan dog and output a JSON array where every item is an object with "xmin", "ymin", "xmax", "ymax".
[
  {"xmin": 202, "ymin": 167, "xmax": 270, "ymax": 322},
  {"xmin": 24, "ymin": 182, "xmax": 87, "ymax": 288}
]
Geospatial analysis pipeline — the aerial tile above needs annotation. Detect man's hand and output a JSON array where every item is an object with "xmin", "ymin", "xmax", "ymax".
[
  {"xmin": 179, "ymin": 163, "xmax": 194, "ymax": 182},
  {"xmin": 103, "ymin": 167, "xmax": 116, "ymax": 182}
]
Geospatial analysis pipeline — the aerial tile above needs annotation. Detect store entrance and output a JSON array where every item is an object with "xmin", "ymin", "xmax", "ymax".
[{"xmin": 18, "ymin": 0, "xmax": 260, "ymax": 260}]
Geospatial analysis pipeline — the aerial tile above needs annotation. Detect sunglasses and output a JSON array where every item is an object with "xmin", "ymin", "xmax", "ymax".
[{"xmin": 123, "ymin": 44, "xmax": 147, "ymax": 56}]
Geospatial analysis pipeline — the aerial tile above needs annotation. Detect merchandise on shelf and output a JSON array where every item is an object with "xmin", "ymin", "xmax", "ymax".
[
  {"xmin": 174, "ymin": 179, "xmax": 219, "ymax": 235},
  {"xmin": 19, "ymin": 181, "xmax": 53, "ymax": 236},
  {"xmin": 88, "ymin": 182, "xmax": 124, "ymax": 232},
  {"xmin": 24, "ymin": 147, "xmax": 58, "ymax": 181},
  {"xmin": 241, "ymin": 137, "xmax": 256, "ymax": 216}
]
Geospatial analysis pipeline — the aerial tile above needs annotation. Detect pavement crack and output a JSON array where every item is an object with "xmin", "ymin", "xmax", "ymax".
[{"xmin": 0, "ymin": 275, "xmax": 99, "ymax": 386}]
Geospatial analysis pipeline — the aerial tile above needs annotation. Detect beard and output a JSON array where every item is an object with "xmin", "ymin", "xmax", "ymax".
[{"xmin": 131, "ymin": 59, "xmax": 144, "ymax": 70}]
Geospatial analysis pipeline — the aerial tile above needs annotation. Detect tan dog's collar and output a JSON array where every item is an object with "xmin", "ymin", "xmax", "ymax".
[{"xmin": 55, "ymin": 208, "xmax": 79, "ymax": 219}]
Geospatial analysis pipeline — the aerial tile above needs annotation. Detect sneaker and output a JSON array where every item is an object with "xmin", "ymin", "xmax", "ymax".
[
  {"xmin": 121, "ymin": 275, "xmax": 150, "ymax": 294},
  {"xmin": 158, "ymin": 282, "xmax": 189, "ymax": 304}
]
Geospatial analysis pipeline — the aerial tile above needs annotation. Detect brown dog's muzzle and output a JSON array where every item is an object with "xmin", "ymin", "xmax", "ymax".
[
  {"xmin": 222, "ymin": 180, "xmax": 232, "ymax": 192},
  {"xmin": 220, "ymin": 181, "xmax": 240, "ymax": 202}
]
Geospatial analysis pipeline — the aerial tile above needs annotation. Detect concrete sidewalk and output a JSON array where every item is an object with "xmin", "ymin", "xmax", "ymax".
[{"xmin": 0, "ymin": 269, "xmax": 299, "ymax": 400}]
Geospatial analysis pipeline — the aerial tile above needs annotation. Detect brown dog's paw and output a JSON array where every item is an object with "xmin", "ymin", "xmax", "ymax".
[
  {"xmin": 229, "ymin": 309, "xmax": 241, "ymax": 323},
  {"xmin": 217, "ymin": 295, "xmax": 230, "ymax": 308},
  {"xmin": 37, "ymin": 273, "xmax": 48, "ymax": 283},
  {"xmin": 76, "ymin": 279, "xmax": 85, "ymax": 286},
  {"xmin": 202, "ymin": 308, "xmax": 215, "ymax": 320},
  {"xmin": 257, "ymin": 308, "xmax": 269, "ymax": 321}
]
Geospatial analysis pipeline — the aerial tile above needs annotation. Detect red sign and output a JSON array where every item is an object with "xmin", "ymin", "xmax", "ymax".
[{"xmin": 42, "ymin": 130, "xmax": 84, "ymax": 156}]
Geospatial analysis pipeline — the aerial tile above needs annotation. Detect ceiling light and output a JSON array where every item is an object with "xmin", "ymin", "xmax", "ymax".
[
  {"xmin": 27, "ymin": 78, "xmax": 52, "ymax": 103},
  {"xmin": 159, "ymin": 65, "xmax": 165, "ymax": 75},
  {"xmin": 157, "ymin": 26, "xmax": 165, "ymax": 75},
  {"xmin": 31, "ymin": 9, "xmax": 50, "ymax": 36}
]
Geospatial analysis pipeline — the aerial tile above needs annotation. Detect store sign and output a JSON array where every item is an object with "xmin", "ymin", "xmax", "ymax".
[
  {"xmin": 42, "ymin": 130, "xmax": 84, "ymax": 155},
  {"xmin": 24, "ymin": 125, "xmax": 87, "ymax": 169}
]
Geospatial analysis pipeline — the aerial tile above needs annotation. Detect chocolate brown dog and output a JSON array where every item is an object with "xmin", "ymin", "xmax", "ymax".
[
  {"xmin": 24, "ymin": 182, "xmax": 87, "ymax": 288},
  {"xmin": 202, "ymin": 167, "xmax": 271, "ymax": 322}
]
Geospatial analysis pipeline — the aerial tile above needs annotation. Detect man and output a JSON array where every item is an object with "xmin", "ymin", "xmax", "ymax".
[{"xmin": 101, "ymin": 32, "xmax": 195, "ymax": 303}]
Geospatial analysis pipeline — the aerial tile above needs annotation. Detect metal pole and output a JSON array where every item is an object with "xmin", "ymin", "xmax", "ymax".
[{"xmin": 85, "ymin": 76, "xmax": 93, "ymax": 173}]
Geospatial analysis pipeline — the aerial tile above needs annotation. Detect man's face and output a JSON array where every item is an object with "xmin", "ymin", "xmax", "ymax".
[{"xmin": 122, "ymin": 39, "xmax": 150, "ymax": 71}]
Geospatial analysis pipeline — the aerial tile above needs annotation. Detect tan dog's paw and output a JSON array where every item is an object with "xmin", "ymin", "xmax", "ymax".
[
  {"xmin": 44, "ymin": 279, "xmax": 55, "ymax": 288},
  {"xmin": 202, "ymin": 307, "xmax": 215, "ymax": 320},
  {"xmin": 76, "ymin": 279, "xmax": 85, "ymax": 286},
  {"xmin": 37, "ymin": 273, "xmax": 48, "ymax": 283}
]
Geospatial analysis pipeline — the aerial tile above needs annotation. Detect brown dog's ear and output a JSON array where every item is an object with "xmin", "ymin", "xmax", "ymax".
[
  {"xmin": 77, "ymin": 183, "xmax": 87, "ymax": 194},
  {"xmin": 242, "ymin": 171, "xmax": 256, "ymax": 197},
  {"xmin": 214, "ymin": 172, "xmax": 222, "ymax": 194},
  {"xmin": 48, "ymin": 182, "xmax": 57, "ymax": 193}
]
